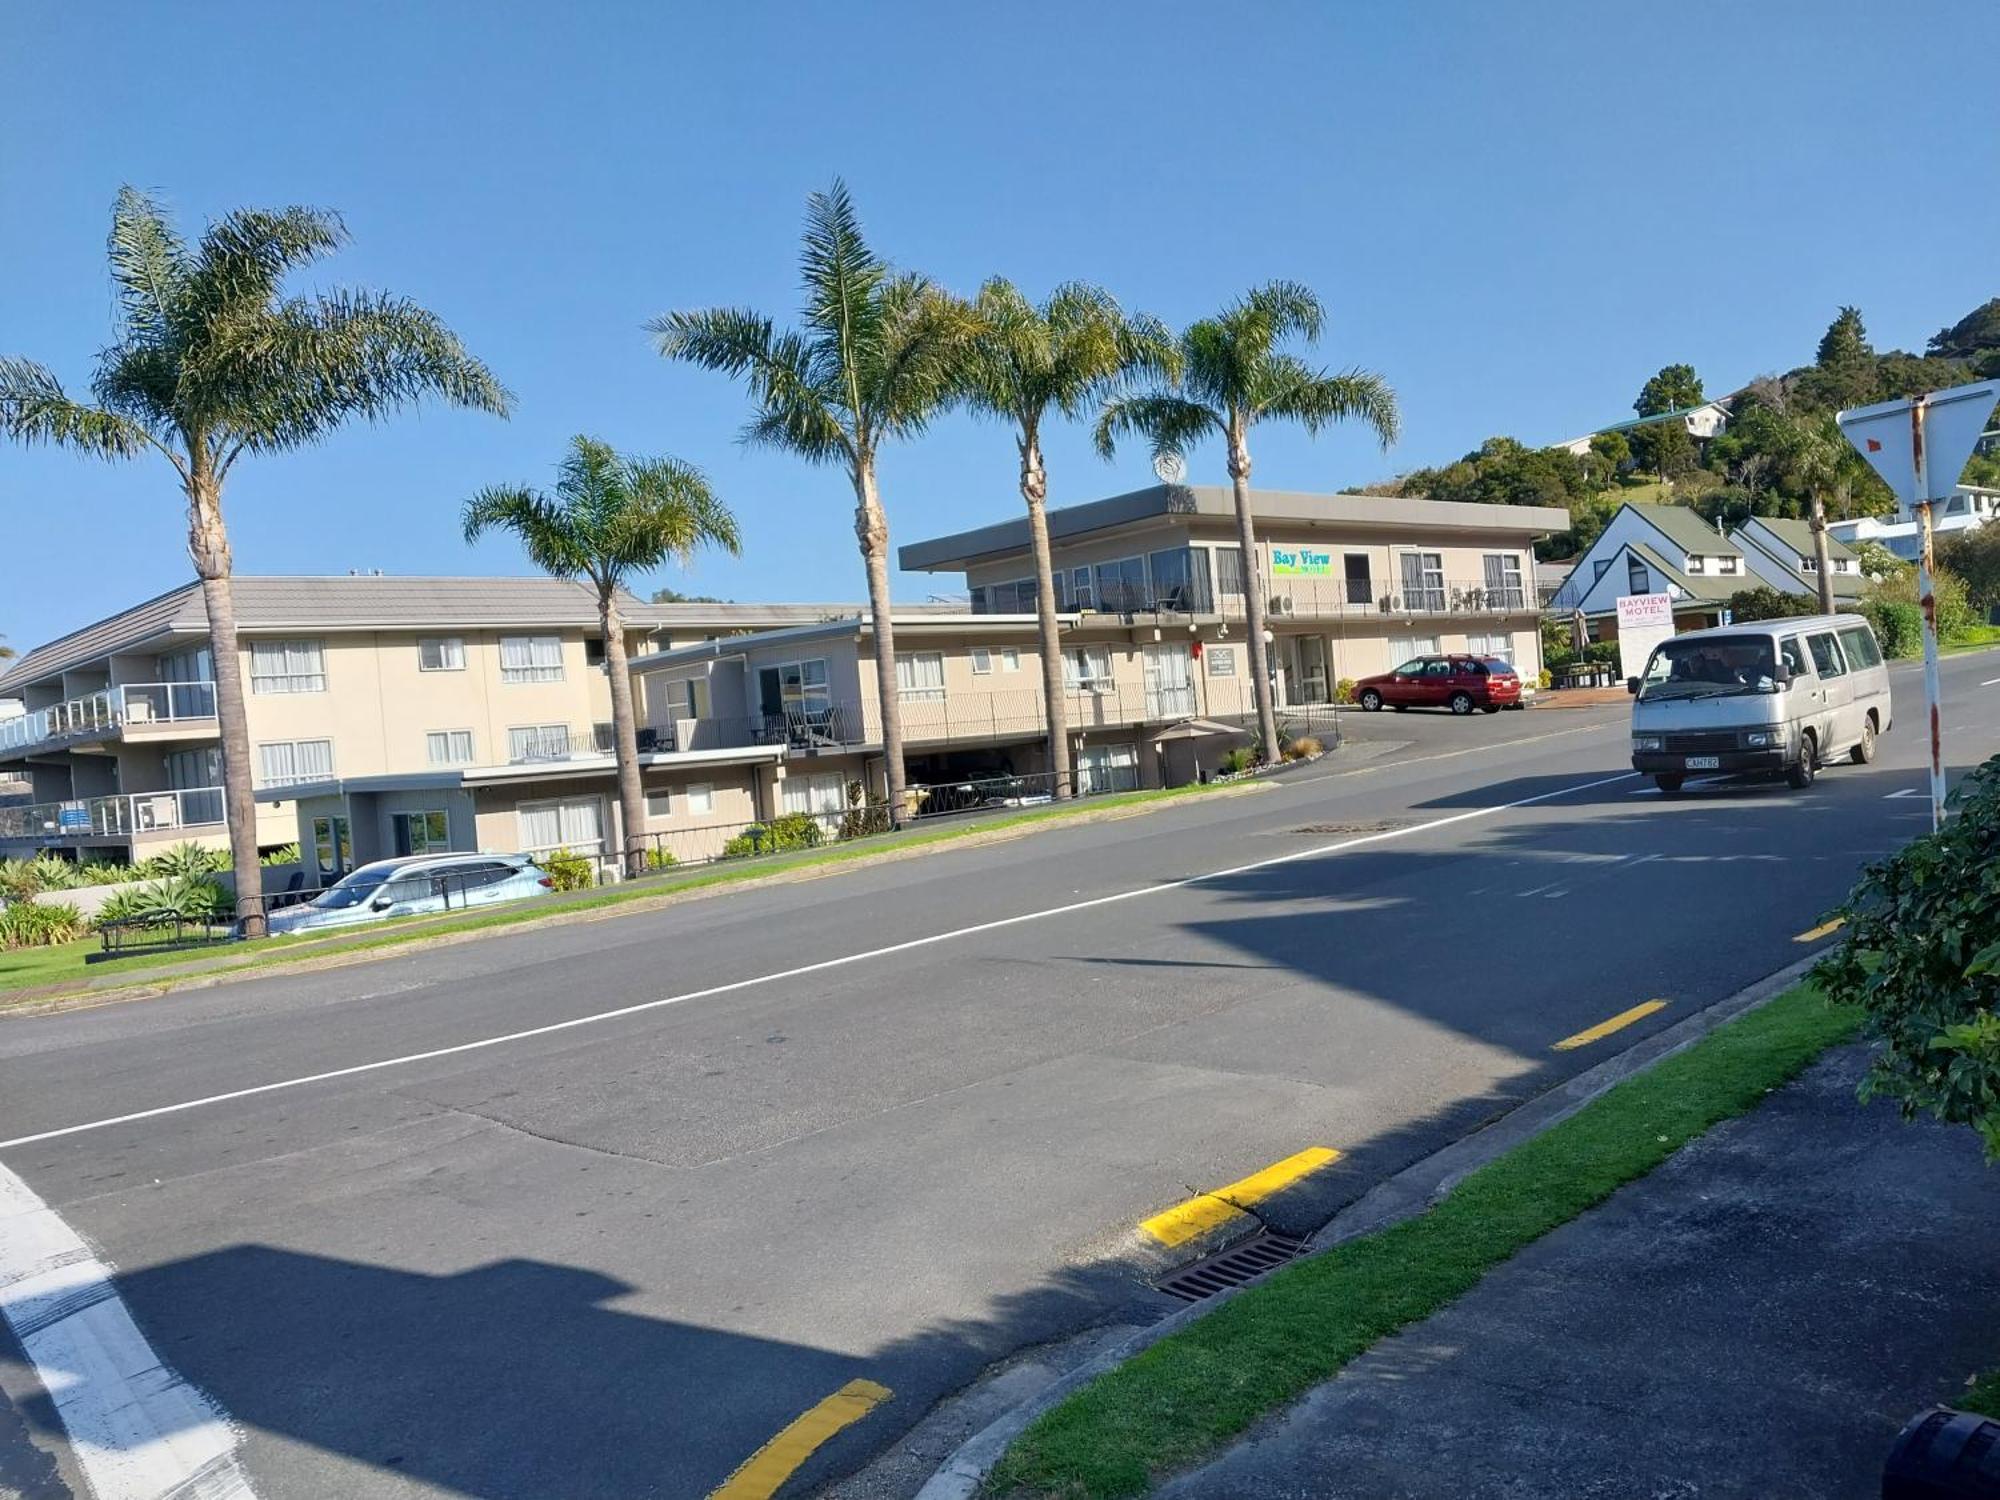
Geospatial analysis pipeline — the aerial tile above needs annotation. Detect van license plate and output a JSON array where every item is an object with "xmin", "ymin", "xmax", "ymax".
[{"xmin": 1685, "ymin": 755, "xmax": 1719, "ymax": 770}]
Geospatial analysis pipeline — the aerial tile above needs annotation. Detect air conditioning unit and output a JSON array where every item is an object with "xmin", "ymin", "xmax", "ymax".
[{"xmin": 1269, "ymin": 595, "xmax": 1293, "ymax": 616}]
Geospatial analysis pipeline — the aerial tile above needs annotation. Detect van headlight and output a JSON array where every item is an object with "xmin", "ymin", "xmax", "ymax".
[
  {"xmin": 1743, "ymin": 729, "xmax": 1781, "ymax": 748},
  {"xmin": 1633, "ymin": 734, "xmax": 1663, "ymax": 753}
]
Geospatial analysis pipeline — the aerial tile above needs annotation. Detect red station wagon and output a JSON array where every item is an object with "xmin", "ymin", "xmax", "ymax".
[{"xmin": 1353, "ymin": 655, "xmax": 1522, "ymax": 715}]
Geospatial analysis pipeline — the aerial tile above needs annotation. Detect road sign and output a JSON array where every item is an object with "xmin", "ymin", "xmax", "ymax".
[{"xmin": 1836, "ymin": 380, "xmax": 2000, "ymax": 830}]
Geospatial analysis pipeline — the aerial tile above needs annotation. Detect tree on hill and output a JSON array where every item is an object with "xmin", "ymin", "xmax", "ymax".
[
  {"xmin": 1929, "ymin": 297, "xmax": 2000, "ymax": 376},
  {"xmin": 1631, "ymin": 415, "xmax": 1697, "ymax": 479},
  {"xmin": 1635, "ymin": 363, "xmax": 1703, "ymax": 416},
  {"xmin": 650, "ymin": 585, "xmax": 728, "ymax": 603},
  {"xmin": 1815, "ymin": 306, "xmax": 1872, "ymax": 367},
  {"xmin": 1798, "ymin": 306, "xmax": 1880, "ymax": 410}
]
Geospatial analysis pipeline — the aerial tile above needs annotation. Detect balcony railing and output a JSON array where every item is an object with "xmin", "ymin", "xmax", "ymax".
[
  {"xmin": 983, "ymin": 573, "xmax": 1534, "ymax": 621},
  {"xmin": 505, "ymin": 722, "xmax": 675, "ymax": 764},
  {"xmin": 0, "ymin": 681, "xmax": 219, "ymax": 758},
  {"xmin": 0, "ymin": 785, "xmax": 227, "ymax": 843}
]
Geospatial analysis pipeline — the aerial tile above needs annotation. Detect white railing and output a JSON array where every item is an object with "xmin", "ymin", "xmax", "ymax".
[
  {"xmin": 0, "ymin": 785, "xmax": 227, "ymax": 842},
  {"xmin": 0, "ymin": 682, "xmax": 218, "ymax": 757}
]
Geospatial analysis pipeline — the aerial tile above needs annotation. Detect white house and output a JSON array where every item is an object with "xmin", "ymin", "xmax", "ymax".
[
  {"xmin": 1558, "ymin": 400, "xmax": 1734, "ymax": 458},
  {"xmin": 1546, "ymin": 503, "xmax": 1748, "ymax": 635},
  {"xmin": 1828, "ymin": 486, "xmax": 2000, "ymax": 563}
]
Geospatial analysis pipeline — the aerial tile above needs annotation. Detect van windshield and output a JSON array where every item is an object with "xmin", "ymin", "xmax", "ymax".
[{"xmin": 1639, "ymin": 636, "xmax": 1783, "ymax": 700}]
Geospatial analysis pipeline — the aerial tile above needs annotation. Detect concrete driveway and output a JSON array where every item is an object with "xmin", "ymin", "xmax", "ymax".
[{"xmin": 1, "ymin": 655, "xmax": 1994, "ymax": 1499}]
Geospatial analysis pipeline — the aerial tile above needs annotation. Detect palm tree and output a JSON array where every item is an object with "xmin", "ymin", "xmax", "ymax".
[
  {"xmin": 651, "ymin": 180, "xmax": 977, "ymax": 826},
  {"xmin": 0, "ymin": 187, "xmax": 509, "ymax": 932},
  {"xmin": 464, "ymin": 435, "xmax": 740, "ymax": 878},
  {"xmin": 1096, "ymin": 283, "xmax": 1399, "ymax": 761},
  {"xmin": 962, "ymin": 281, "xmax": 1178, "ymax": 797}
]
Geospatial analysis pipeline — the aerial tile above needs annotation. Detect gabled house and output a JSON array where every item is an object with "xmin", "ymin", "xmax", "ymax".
[
  {"xmin": 1546, "ymin": 503, "xmax": 1748, "ymax": 634},
  {"xmin": 1557, "ymin": 399, "xmax": 1735, "ymax": 457},
  {"xmin": 1730, "ymin": 516, "xmax": 1866, "ymax": 603}
]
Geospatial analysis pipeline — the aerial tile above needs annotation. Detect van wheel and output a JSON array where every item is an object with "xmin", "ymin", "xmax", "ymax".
[
  {"xmin": 1655, "ymin": 774, "xmax": 1684, "ymax": 793},
  {"xmin": 1787, "ymin": 733, "xmax": 1818, "ymax": 789},
  {"xmin": 1449, "ymin": 692, "xmax": 1474, "ymax": 715},
  {"xmin": 1849, "ymin": 716, "xmax": 1877, "ymax": 765},
  {"xmin": 1359, "ymin": 689, "xmax": 1383, "ymax": 711}
]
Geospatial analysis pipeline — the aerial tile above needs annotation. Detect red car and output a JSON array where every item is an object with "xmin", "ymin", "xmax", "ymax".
[{"xmin": 1354, "ymin": 655, "xmax": 1522, "ymax": 715}]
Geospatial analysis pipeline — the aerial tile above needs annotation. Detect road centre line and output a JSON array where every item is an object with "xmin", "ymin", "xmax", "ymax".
[
  {"xmin": 1794, "ymin": 917, "xmax": 1845, "ymax": 943},
  {"xmin": 0, "ymin": 770, "xmax": 1639, "ymax": 1154},
  {"xmin": 708, "ymin": 1379, "xmax": 891, "ymax": 1500},
  {"xmin": 1981, "ymin": 677, "xmax": 2000, "ymax": 687},
  {"xmin": 1552, "ymin": 1000, "xmax": 1669, "ymax": 1052},
  {"xmin": 1140, "ymin": 1147, "xmax": 1342, "ymax": 1247}
]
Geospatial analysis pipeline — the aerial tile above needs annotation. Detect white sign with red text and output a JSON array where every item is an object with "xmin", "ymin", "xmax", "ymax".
[{"xmin": 1615, "ymin": 592, "xmax": 1676, "ymax": 684}]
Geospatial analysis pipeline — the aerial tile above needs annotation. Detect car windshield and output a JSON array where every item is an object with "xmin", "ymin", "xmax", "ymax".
[
  {"xmin": 1639, "ymin": 636, "xmax": 1782, "ymax": 700},
  {"xmin": 311, "ymin": 868, "xmax": 397, "ymax": 910}
]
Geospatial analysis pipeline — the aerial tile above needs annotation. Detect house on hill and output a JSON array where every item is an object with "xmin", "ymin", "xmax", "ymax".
[{"xmin": 1545, "ymin": 503, "xmax": 1747, "ymax": 636}]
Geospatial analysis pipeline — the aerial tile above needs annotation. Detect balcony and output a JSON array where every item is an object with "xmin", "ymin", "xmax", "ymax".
[
  {"xmin": 982, "ymin": 567, "xmax": 1533, "ymax": 623},
  {"xmin": 0, "ymin": 682, "xmax": 219, "ymax": 759},
  {"xmin": 0, "ymin": 785, "xmax": 227, "ymax": 845},
  {"xmin": 504, "ymin": 722, "xmax": 677, "ymax": 765}
]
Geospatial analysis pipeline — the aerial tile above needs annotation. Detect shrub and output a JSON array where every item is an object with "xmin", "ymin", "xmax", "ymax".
[
  {"xmin": 1862, "ymin": 599, "xmax": 1923, "ymax": 658},
  {"xmin": 96, "ymin": 876, "xmax": 229, "ymax": 927},
  {"xmin": 839, "ymin": 780, "xmax": 890, "ymax": 841},
  {"xmin": 1815, "ymin": 752, "xmax": 2000, "ymax": 1157},
  {"xmin": 1725, "ymin": 586, "xmax": 1815, "ymax": 623},
  {"xmin": 29, "ymin": 855, "xmax": 84, "ymax": 891},
  {"xmin": 1284, "ymin": 736, "xmax": 1324, "ymax": 760},
  {"xmin": 1868, "ymin": 564, "xmax": 1976, "ymax": 643},
  {"xmin": 0, "ymin": 901, "xmax": 88, "ymax": 950},
  {"xmin": 1332, "ymin": 678, "xmax": 1357, "ymax": 706},
  {"xmin": 0, "ymin": 858, "xmax": 46, "ymax": 902},
  {"xmin": 1219, "ymin": 746, "xmax": 1259, "ymax": 776},
  {"xmin": 77, "ymin": 860, "xmax": 139, "ymax": 885},
  {"xmin": 722, "ymin": 812, "xmax": 824, "ymax": 859},
  {"xmin": 1536, "ymin": 668, "xmax": 1554, "ymax": 691},
  {"xmin": 261, "ymin": 843, "xmax": 302, "ymax": 867},
  {"xmin": 644, "ymin": 845, "xmax": 678, "ymax": 871},
  {"xmin": 540, "ymin": 848, "xmax": 595, "ymax": 891},
  {"xmin": 139, "ymin": 841, "xmax": 227, "ymax": 881}
]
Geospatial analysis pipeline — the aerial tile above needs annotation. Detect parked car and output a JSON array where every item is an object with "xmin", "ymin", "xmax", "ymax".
[
  {"xmin": 265, "ymin": 852, "xmax": 552, "ymax": 935},
  {"xmin": 1628, "ymin": 614, "xmax": 1891, "ymax": 793},
  {"xmin": 1353, "ymin": 655, "xmax": 1523, "ymax": 715}
]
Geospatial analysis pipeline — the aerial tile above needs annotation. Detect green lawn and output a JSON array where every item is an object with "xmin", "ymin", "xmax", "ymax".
[
  {"xmin": 989, "ymin": 984, "xmax": 1864, "ymax": 1499},
  {"xmin": 1960, "ymin": 1367, "xmax": 2000, "ymax": 1418},
  {"xmin": 0, "ymin": 780, "xmax": 1247, "ymax": 1007}
]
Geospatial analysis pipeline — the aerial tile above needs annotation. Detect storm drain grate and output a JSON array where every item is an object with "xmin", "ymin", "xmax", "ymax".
[
  {"xmin": 1155, "ymin": 1230, "xmax": 1309, "ymax": 1303},
  {"xmin": 1292, "ymin": 822, "xmax": 1398, "ymax": 838}
]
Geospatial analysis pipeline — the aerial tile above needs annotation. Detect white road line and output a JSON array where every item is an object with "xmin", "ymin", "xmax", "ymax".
[
  {"xmin": 0, "ymin": 1163, "xmax": 257, "ymax": 1499},
  {"xmin": 1980, "ymin": 676, "xmax": 2000, "ymax": 687},
  {"xmin": 0, "ymin": 770, "xmax": 1638, "ymax": 1153},
  {"xmin": 1884, "ymin": 788, "xmax": 1923, "ymax": 799}
]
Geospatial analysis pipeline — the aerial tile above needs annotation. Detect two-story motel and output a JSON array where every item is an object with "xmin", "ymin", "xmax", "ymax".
[{"xmin": 0, "ymin": 486, "xmax": 1563, "ymax": 878}]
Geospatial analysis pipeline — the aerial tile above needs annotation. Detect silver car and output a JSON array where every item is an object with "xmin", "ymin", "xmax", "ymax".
[{"xmin": 266, "ymin": 852, "xmax": 552, "ymax": 935}]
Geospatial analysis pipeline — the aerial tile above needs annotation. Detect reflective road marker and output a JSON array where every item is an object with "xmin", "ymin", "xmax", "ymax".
[
  {"xmin": 709, "ymin": 1379, "xmax": 892, "ymax": 1500},
  {"xmin": 1552, "ymin": 1000, "xmax": 1669, "ymax": 1052}
]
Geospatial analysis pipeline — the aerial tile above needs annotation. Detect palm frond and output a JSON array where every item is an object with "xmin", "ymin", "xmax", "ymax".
[
  {"xmin": 0, "ymin": 358, "xmax": 152, "ymax": 459},
  {"xmin": 106, "ymin": 187, "xmax": 190, "ymax": 352},
  {"xmin": 1093, "ymin": 391, "xmax": 1219, "ymax": 465},
  {"xmin": 191, "ymin": 204, "xmax": 347, "ymax": 328},
  {"xmin": 1254, "ymin": 358, "xmax": 1401, "ymax": 448},
  {"xmin": 799, "ymin": 178, "xmax": 887, "ymax": 365},
  {"xmin": 1243, "ymin": 281, "xmax": 1325, "ymax": 344},
  {"xmin": 653, "ymin": 307, "xmax": 851, "ymax": 464},
  {"xmin": 461, "ymin": 482, "xmax": 593, "ymax": 578},
  {"xmin": 871, "ymin": 275, "xmax": 981, "ymax": 439}
]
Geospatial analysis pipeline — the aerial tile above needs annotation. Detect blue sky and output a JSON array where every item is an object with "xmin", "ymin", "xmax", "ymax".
[{"xmin": 4, "ymin": 1, "xmax": 1998, "ymax": 646}]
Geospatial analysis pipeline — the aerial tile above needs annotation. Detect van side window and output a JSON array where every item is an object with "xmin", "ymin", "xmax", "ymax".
[
  {"xmin": 1807, "ymin": 633, "xmax": 1846, "ymax": 679},
  {"xmin": 1780, "ymin": 637, "xmax": 1810, "ymax": 678},
  {"xmin": 1837, "ymin": 626, "xmax": 1882, "ymax": 669}
]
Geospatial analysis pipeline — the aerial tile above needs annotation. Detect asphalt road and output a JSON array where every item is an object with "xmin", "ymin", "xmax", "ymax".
[{"xmin": 2, "ymin": 653, "xmax": 1997, "ymax": 1500}]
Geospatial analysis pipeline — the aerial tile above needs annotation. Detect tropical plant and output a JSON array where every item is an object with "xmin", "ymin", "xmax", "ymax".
[
  {"xmin": 1096, "ymin": 283, "xmax": 1399, "ymax": 760},
  {"xmin": 140, "ymin": 841, "xmax": 228, "ymax": 881},
  {"xmin": 96, "ymin": 875, "xmax": 228, "ymax": 926},
  {"xmin": 1218, "ymin": 746, "xmax": 1259, "ymax": 776},
  {"xmin": 1816, "ymin": 752, "xmax": 2000, "ymax": 1156},
  {"xmin": 28, "ymin": 855, "xmax": 85, "ymax": 891},
  {"xmin": 0, "ymin": 901, "xmax": 87, "ymax": 950},
  {"xmin": 260, "ymin": 843, "xmax": 301, "ymax": 867},
  {"xmin": 540, "ymin": 847, "xmax": 595, "ymax": 892},
  {"xmin": 465, "ymin": 435, "xmax": 740, "ymax": 877},
  {"xmin": 0, "ymin": 858, "xmax": 46, "ymax": 903},
  {"xmin": 0, "ymin": 187, "xmax": 510, "ymax": 934},
  {"xmin": 76, "ymin": 860, "xmax": 139, "ymax": 886},
  {"xmin": 653, "ymin": 180, "xmax": 980, "ymax": 826},
  {"xmin": 839, "ymin": 779, "xmax": 889, "ymax": 841},
  {"xmin": 960, "ymin": 280, "xmax": 1178, "ymax": 797}
]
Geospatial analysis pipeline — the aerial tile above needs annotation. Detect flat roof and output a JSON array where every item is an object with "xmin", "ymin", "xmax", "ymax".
[
  {"xmin": 899, "ymin": 484, "xmax": 1571, "ymax": 572},
  {"xmin": 629, "ymin": 612, "xmax": 1060, "ymax": 671}
]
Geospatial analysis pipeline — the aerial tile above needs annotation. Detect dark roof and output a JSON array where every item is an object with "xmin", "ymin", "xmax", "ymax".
[
  {"xmin": 899, "ymin": 485, "xmax": 1570, "ymax": 571},
  {"xmin": 1745, "ymin": 516, "xmax": 1857, "ymax": 561},
  {"xmin": 1626, "ymin": 503, "xmax": 1743, "ymax": 558}
]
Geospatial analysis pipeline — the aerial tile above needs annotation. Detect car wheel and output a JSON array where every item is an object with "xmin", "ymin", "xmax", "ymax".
[
  {"xmin": 1481, "ymin": 704, "xmax": 1501, "ymax": 714},
  {"xmin": 1449, "ymin": 692, "xmax": 1474, "ymax": 715},
  {"xmin": 1359, "ymin": 689, "xmax": 1383, "ymax": 712},
  {"xmin": 1849, "ymin": 716, "xmax": 1877, "ymax": 765},
  {"xmin": 1655, "ymin": 774, "xmax": 1684, "ymax": 793},
  {"xmin": 1787, "ymin": 733, "xmax": 1818, "ymax": 789}
]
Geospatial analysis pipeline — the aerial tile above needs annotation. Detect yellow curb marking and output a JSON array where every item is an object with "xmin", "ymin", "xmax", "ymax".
[
  {"xmin": 1140, "ymin": 1146, "xmax": 1342, "ymax": 1248},
  {"xmin": 1794, "ymin": 917, "xmax": 1845, "ymax": 944},
  {"xmin": 709, "ymin": 1379, "xmax": 892, "ymax": 1500},
  {"xmin": 1553, "ymin": 1000, "xmax": 1669, "ymax": 1052}
]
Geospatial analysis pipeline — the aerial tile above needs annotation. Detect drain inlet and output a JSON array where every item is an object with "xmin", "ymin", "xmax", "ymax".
[{"xmin": 1155, "ymin": 1229, "xmax": 1308, "ymax": 1303}]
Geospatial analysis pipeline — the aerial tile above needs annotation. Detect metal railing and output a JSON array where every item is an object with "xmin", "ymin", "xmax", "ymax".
[
  {"xmin": 985, "ymin": 572, "xmax": 1536, "ymax": 622},
  {"xmin": 0, "ymin": 785, "xmax": 227, "ymax": 843},
  {"xmin": 506, "ymin": 722, "xmax": 675, "ymax": 764},
  {"xmin": 0, "ymin": 681, "xmax": 218, "ymax": 757}
]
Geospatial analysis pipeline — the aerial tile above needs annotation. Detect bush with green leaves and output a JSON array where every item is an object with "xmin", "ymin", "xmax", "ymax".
[
  {"xmin": 77, "ymin": 860, "xmax": 140, "ymax": 885},
  {"xmin": 138, "ymin": 842, "xmax": 228, "ymax": 881},
  {"xmin": 644, "ymin": 845, "xmax": 678, "ymax": 871},
  {"xmin": 95, "ymin": 876, "xmax": 229, "ymax": 927},
  {"xmin": 1862, "ymin": 599, "xmax": 1923, "ymax": 658},
  {"xmin": 1867, "ymin": 564, "xmax": 1976, "ymax": 643},
  {"xmin": 720, "ymin": 812, "xmax": 825, "ymax": 860},
  {"xmin": 838, "ymin": 781, "xmax": 889, "ymax": 842},
  {"xmin": 1332, "ymin": 678, "xmax": 1357, "ymax": 706},
  {"xmin": 1219, "ymin": 746, "xmax": 1260, "ymax": 776},
  {"xmin": 1815, "ymin": 751, "xmax": 2000, "ymax": 1156},
  {"xmin": 261, "ymin": 843, "xmax": 302, "ymax": 867},
  {"xmin": 0, "ymin": 859, "xmax": 47, "ymax": 903},
  {"xmin": 0, "ymin": 901, "xmax": 88, "ymax": 950},
  {"xmin": 539, "ymin": 848, "xmax": 595, "ymax": 892}
]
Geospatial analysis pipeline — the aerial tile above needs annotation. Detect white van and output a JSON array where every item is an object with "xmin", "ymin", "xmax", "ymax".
[{"xmin": 1628, "ymin": 614, "xmax": 1892, "ymax": 793}]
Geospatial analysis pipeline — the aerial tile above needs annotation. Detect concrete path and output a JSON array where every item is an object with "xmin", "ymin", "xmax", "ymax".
[{"xmin": 1159, "ymin": 1043, "xmax": 2000, "ymax": 1500}]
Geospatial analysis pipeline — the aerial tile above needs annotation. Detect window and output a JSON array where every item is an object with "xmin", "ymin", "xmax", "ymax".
[
  {"xmin": 1593, "ymin": 558, "xmax": 1612, "ymax": 582},
  {"xmin": 896, "ymin": 651, "xmax": 946, "ymax": 701},
  {"xmin": 1837, "ymin": 626, "xmax": 1883, "ymax": 669},
  {"xmin": 1076, "ymin": 742, "xmax": 1139, "ymax": 795},
  {"xmin": 164, "ymin": 747, "xmax": 220, "ymax": 790},
  {"xmin": 499, "ymin": 635, "xmax": 564, "ymax": 684},
  {"xmin": 250, "ymin": 639, "xmax": 325, "ymax": 694},
  {"xmin": 1481, "ymin": 553, "xmax": 1526, "ymax": 607},
  {"xmin": 686, "ymin": 782, "xmax": 714, "ymax": 815},
  {"xmin": 645, "ymin": 789, "xmax": 673, "ymax": 819},
  {"xmin": 970, "ymin": 647, "xmax": 993, "ymax": 675},
  {"xmin": 1094, "ymin": 557, "xmax": 1147, "ymax": 612},
  {"xmin": 783, "ymin": 770, "xmax": 847, "ymax": 823},
  {"xmin": 1388, "ymin": 635, "xmax": 1440, "ymax": 664},
  {"xmin": 1780, "ymin": 636, "xmax": 1809, "ymax": 679},
  {"xmin": 1214, "ymin": 547, "xmax": 1246, "ymax": 599},
  {"xmin": 160, "ymin": 646, "xmax": 213, "ymax": 685},
  {"xmin": 1626, "ymin": 554, "xmax": 1649, "ymax": 596},
  {"xmin": 1208, "ymin": 645, "xmax": 1237, "ymax": 677},
  {"xmin": 1719, "ymin": 557, "xmax": 1740, "ymax": 575},
  {"xmin": 426, "ymin": 730, "xmax": 475, "ymax": 766},
  {"xmin": 1806, "ymin": 632, "xmax": 1847, "ymax": 679},
  {"xmin": 418, "ymin": 637, "xmax": 465, "ymax": 672},
  {"xmin": 1149, "ymin": 548, "xmax": 1202, "ymax": 611},
  {"xmin": 1400, "ymin": 552, "xmax": 1445, "ymax": 610},
  {"xmin": 508, "ymin": 724, "xmax": 571, "ymax": 761},
  {"xmin": 1070, "ymin": 567, "xmax": 1094, "ymax": 610},
  {"xmin": 311, "ymin": 815, "xmax": 352, "ymax": 879},
  {"xmin": 684, "ymin": 678, "xmax": 710, "ymax": 718},
  {"xmin": 1801, "ymin": 555, "xmax": 1819, "ymax": 572},
  {"xmin": 391, "ymin": 810, "xmax": 451, "ymax": 857},
  {"xmin": 1466, "ymin": 632, "xmax": 1515, "ymax": 666},
  {"xmin": 1000, "ymin": 646, "xmax": 1021, "ymax": 672},
  {"xmin": 1344, "ymin": 553, "xmax": 1373, "ymax": 607},
  {"xmin": 257, "ymin": 738, "xmax": 333, "ymax": 788},
  {"xmin": 1063, "ymin": 645, "xmax": 1113, "ymax": 691},
  {"xmin": 1686, "ymin": 555, "xmax": 1706, "ymax": 574},
  {"xmin": 758, "ymin": 659, "xmax": 830, "ymax": 719},
  {"xmin": 519, "ymin": 797, "xmax": 603, "ymax": 854},
  {"xmin": 585, "ymin": 637, "xmax": 607, "ymax": 667}
]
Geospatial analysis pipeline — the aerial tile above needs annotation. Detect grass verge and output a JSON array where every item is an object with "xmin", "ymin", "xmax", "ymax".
[
  {"xmin": 1959, "ymin": 1369, "xmax": 2000, "ymax": 1418},
  {"xmin": 0, "ymin": 781, "xmax": 1243, "ymax": 1006},
  {"xmin": 988, "ymin": 983, "xmax": 1864, "ymax": 1499}
]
